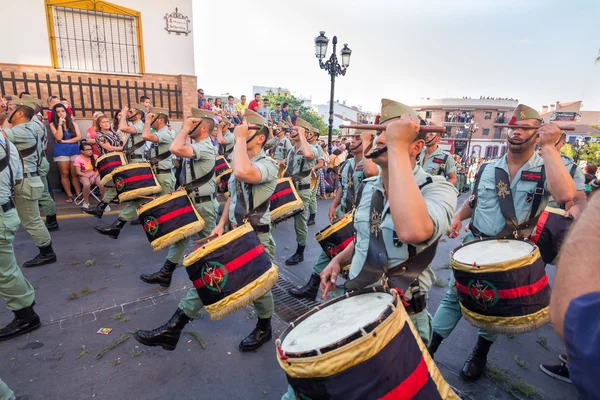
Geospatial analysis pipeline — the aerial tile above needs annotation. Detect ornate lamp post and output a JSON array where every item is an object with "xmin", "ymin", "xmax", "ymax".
[
  {"xmin": 314, "ymin": 31, "xmax": 351, "ymax": 153},
  {"xmin": 464, "ymin": 122, "xmax": 479, "ymax": 158},
  {"xmin": 574, "ymin": 136, "xmax": 587, "ymax": 162}
]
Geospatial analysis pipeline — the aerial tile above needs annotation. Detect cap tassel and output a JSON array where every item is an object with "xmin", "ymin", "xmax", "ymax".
[{"xmin": 509, "ymin": 116, "xmax": 516, "ymax": 125}]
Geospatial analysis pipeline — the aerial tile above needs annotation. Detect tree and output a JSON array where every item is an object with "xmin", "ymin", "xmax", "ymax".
[
  {"xmin": 561, "ymin": 144, "xmax": 576, "ymax": 159},
  {"xmin": 578, "ymin": 142, "xmax": 600, "ymax": 164},
  {"xmin": 262, "ymin": 90, "xmax": 329, "ymax": 136}
]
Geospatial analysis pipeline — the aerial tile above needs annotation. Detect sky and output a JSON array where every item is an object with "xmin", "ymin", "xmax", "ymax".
[{"xmin": 193, "ymin": 0, "xmax": 600, "ymax": 113}]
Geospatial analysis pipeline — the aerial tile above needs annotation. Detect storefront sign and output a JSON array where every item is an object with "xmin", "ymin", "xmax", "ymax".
[
  {"xmin": 550, "ymin": 112, "xmax": 578, "ymax": 122},
  {"xmin": 164, "ymin": 8, "xmax": 191, "ymax": 35}
]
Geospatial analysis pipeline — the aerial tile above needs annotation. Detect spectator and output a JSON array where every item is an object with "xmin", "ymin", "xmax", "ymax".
[
  {"xmin": 46, "ymin": 96, "xmax": 63, "ymax": 121},
  {"xmin": 327, "ymin": 147, "xmax": 341, "ymax": 170},
  {"xmin": 236, "ymin": 95, "xmax": 248, "ymax": 116},
  {"xmin": 213, "ymin": 97, "xmax": 224, "ymax": 115},
  {"xmin": 197, "ymin": 88, "xmax": 205, "ymax": 108},
  {"xmin": 281, "ymin": 102, "xmax": 292, "ymax": 125},
  {"xmin": 86, "ymin": 111, "xmax": 104, "ymax": 156},
  {"xmin": 203, "ymin": 98, "xmax": 214, "ymax": 111},
  {"xmin": 60, "ymin": 98, "xmax": 74, "ymax": 117},
  {"xmin": 95, "ymin": 115, "xmax": 123, "ymax": 155},
  {"xmin": 111, "ymin": 109, "xmax": 127, "ymax": 144},
  {"xmin": 223, "ymin": 96, "xmax": 240, "ymax": 124},
  {"xmin": 49, "ymin": 103, "xmax": 82, "ymax": 202},
  {"xmin": 271, "ymin": 103, "xmax": 283, "ymax": 124},
  {"xmin": 583, "ymin": 163, "xmax": 597, "ymax": 177},
  {"xmin": 248, "ymin": 93, "xmax": 261, "ymax": 112},
  {"xmin": 259, "ymin": 99, "xmax": 271, "ymax": 122},
  {"xmin": 210, "ymin": 126, "xmax": 219, "ymax": 154},
  {"xmin": 290, "ymin": 109, "xmax": 299, "ymax": 126},
  {"xmin": 73, "ymin": 142, "xmax": 105, "ymax": 210},
  {"xmin": 139, "ymin": 96, "xmax": 151, "ymax": 112}
]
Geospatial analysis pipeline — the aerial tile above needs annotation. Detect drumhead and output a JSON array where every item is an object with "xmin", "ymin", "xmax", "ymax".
[
  {"xmin": 453, "ymin": 240, "xmax": 535, "ymax": 265},
  {"xmin": 280, "ymin": 292, "xmax": 393, "ymax": 353}
]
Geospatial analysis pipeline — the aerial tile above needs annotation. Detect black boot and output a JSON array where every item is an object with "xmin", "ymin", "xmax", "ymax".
[
  {"xmin": 23, "ymin": 243, "xmax": 57, "ymax": 268},
  {"xmin": 285, "ymin": 245, "xmax": 305, "ymax": 266},
  {"xmin": 288, "ymin": 273, "xmax": 320, "ymax": 301},
  {"xmin": 140, "ymin": 260, "xmax": 177, "ymax": 287},
  {"xmin": 0, "ymin": 305, "xmax": 41, "ymax": 341},
  {"xmin": 83, "ymin": 201, "xmax": 109, "ymax": 219},
  {"xmin": 428, "ymin": 332, "xmax": 444, "ymax": 359},
  {"xmin": 94, "ymin": 218, "xmax": 127, "ymax": 239},
  {"xmin": 130, "ymin": 218, "xmax": 142, "ymax": 226},
  {"xmin": 461, "ymin": 336, "xmax": 494, "ymax": 381},
  {"xmin": 45, "ymin": 214, "xmax": 59, "ymax": 231},
  {"xmin": 239, "ymin": 317, "xmax": 272, "ymax": 352},
  {"xmin": 307, "ymin": 213, "xmax": 316, "ymax": 226},
  {"xmin": 134, "ymin": 308, "xmax": 191, "ymax": 351}
]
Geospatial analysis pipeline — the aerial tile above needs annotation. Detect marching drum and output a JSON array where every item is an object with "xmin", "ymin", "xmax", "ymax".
[
  {"xmin": 276, "ymin": 287, "xmax": 459, "ymax": 400},
  {"xmin": 183, "ymin": 223, "xmax": 278, "ymax": 320},
  {"xmin": 277, "ymin": 163, "xmax": 287, "ymax": 179},
  {"xmin": 270, "ymin": 178, "xmax": 304, "ymax": 225},
  {"xmin": 315, "ymin": 213, "xmax": 355, "ymax": 279},
  {"xmin": 112, "ymin": 163, "xmax": 162, "ymax": 202},
  {"xmin": 529, "ymin": 206, "xmax": 573, "ymax": 265},
  {"xmin": 136, "ymin": 190, "xmax": 206, "ymax": 251},
  {"xmin": 451, "ymin": 239, "xmax": 551, "ymax": 334},
  {"xmin": 215, "ymin": 155, "xmax": 232, "ymax": 193},
  {"xmin": 310, "ymin": 169, "xmax": 318, "ymax": 190},
  {"xmin": 96, "ymin": 152, "xmax": 127, "ymax": 186}
]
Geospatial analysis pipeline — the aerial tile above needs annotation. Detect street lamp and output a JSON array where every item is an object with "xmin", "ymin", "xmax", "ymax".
[
  {"xmin": 465, "ymin": 122, "xmax": 479, "ymax": 158},
  {"xmin": 574, "ymin": 136, "xmax": 587, "ymax": 162},
  {"xmin": 314, "ymin": 31, "xmax": 352, "ymax": 153}
]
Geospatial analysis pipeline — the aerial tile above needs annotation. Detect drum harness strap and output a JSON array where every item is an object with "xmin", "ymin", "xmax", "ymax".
[
  {"xmin": 232, "ymin": 154, "xmax": 271, "ymax": 234},
  {"xmin": 125, "ymin": 133, "xmax": 146, "ymax": 162},
  {"xmin": 344, "ymin": 177, "xmax": 439, "ymax": 315},
  {"xmin": 420, "ymin": 151, "xmax": 449, "ymax": 176},
  {"xmin": 183, "ymin": 157, "xmax": 216, "ymax": 204},
  {"xmin": 17, "ymin": 126, "xmax": 41, "ymax": 177},
  {"xmin": 0, "ymin": 138, "xmax": 17, "ymax": 212},
  {"xmin": 148, "ymin": 142, "xmax": 173, "ymax": 174},
  {"xmin": 343, "ymin": 160, "xmax": 366, "ymax": 213},
  {"xmin": 284, "ymin": 148, "xmax": 312, "ymax": 190}
]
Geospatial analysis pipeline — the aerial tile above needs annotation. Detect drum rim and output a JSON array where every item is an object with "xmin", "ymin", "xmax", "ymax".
[
  {"xmin": 112, "ymin": 161, "xmax": 154, "ymax": 173},
  {"xmin": 277, "ymin": 287, "xmax": 397, "ymax": 358},
  {"xmin": 450, "ymin": 238, "xmax": 540, "ymax": 273},
  {"xmin": 182, "ymin": 223, "xmax": 254, "ymax": 267},
  {"xmin": 315, "ymin": 212, "xmax": 354, "ymax": 241},
  {"xmin": 136, "ymin": 189, "xmax": 188, "ymax": 215},
  {"xmin": 97, "ymin": 152, "xmax": 126, "ymax": 162}
]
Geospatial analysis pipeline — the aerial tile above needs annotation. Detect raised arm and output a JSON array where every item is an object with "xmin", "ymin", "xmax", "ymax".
[
  {"xmin": 360, "ymin": 131, "xmax": 379, "ymax": 178},
  {"xmin": 170, "ymin": 118, "xmax": 200, "ymax": 159},
  {"xmin": 537, "ymin": 124, "xmax": 576, "ymax": 204},
  {"xmin": 231, "ymin": 122, "xmax": 263, "ymax": 184},
  {"xmin": 141, "ymin": 114, "xmax": 158, "ymax": 143},
  {"xmin": 119, "ymin": 107, "xmax": 137, "ymax": 134}
]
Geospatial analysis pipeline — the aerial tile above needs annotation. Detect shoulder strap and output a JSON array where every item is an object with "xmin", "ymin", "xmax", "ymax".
[
  {"xmin": 437, "ymin": 154, "xmax": 449, "ymax": 176},
  {"xmin": 0, "ymin": 139, "xmax": 15, "ymax": 192},
  {"xmin": 353, "ymin": 179, "xmax": 368, "ymax": 212},
  {"xmin": 183, "ymin": 167, "xmax": 215, "ymax": 193},
  {"xmin": 494, "ymin": 167, "xmax": 520, "ymax": 239},
  {"xmin": 468, "ymin": 162, "xmax": 488, "ymax": 208},
  {"xmin": 233, "ymin": 154, "xmax": 270, "ymax": 228},
  {"xmin": 344, "ymin": 161, "xmax": 356, "ymax": 211},
  {"xmin": 386, "ymin": 238, "xmax": 441, "ymax": 290},
  {"xmin": 149, "ymin": 150, "xmax": 171, "ymax": 166},
  {"xmin": 569, "ymin": 163, "xmax": 577, "ymax": 177},
  {"xmin": 529, "ymin": 165, "xmax": 546, "ymax": 219}
]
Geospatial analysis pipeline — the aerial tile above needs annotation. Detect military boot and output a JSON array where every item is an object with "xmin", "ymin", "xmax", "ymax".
[
  {"xmin": 134, "ymin": 308, "xmax": 191, "ymax": 351},
  {"xmin": 23, "ymin": 243, "xmax": 57, "ymax": 268},
  {"xmin": 307, "ymin": 213, "xmax": 316, "ymax": 226},
  {"xmin": 83, "ymin": 201, "xmax": 110, "ymax": 219},
  {"xmin": 0, "ymin": 305, "xmax": 41, "ymax": 341},
  {"xmin": 428, "ymin": 332, "xmax": 444, "ymax": 360},
  {"xmin": 285, "ymin": 245, "xmax": 305, "ymax": 266},
  {"xmin": 288, "ymin": 273, "xmax": 320, "ymax": 301},
  {"xmin": 94, "ymin": 218, "xmax": 127, "ymax": 239},
  {"xmin": 461, "ymin": 336, "xmax": 494, "ymax": 381},
  {"xmin": 45, "ymin": 214, "xmax": 59, "ymax": 231},
  {"xmin": 140, "ymin": 260, "xmax": 177, "ymax": 287},
  {"xmin": 239, "ymin": 317, "xmax": 272, "ymax": 352}
]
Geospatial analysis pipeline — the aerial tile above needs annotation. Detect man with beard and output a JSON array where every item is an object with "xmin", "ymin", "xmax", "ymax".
[
  {"xmin": 429, "ymin": 104, "xmax": 576, "ymax": 381},
  {"xmin": 306, "ymin": 127, "xmax": 326, "ymax": 226},
  {"xmin": 288, "ymin": 130, "xmax": 378, "ymax": 300},
  {"xmin": 419, "ymin": 129, "xmax": 457, "ymax": 185}
]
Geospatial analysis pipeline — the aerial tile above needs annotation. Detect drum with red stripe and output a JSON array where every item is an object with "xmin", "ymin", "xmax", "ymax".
[
  {"xmin": 183, "ymin": 223, "xmax": 279, "ymax": 320},
  {"xmin": 451, "ymin": 239, "xmax": 551, "ymax": 334},
  {"xmin": 112, "ymin": 162, "xmax": 162, "ymax": 202},
  {"xmin": 136, "ymin": 190, "xmax": 206, "ymax": 251},
  {"xmin": 215, "ymin": 155, "xmax": 232, "ymax": 193},
  {"xmin": 276, "ymin": 287, "xmax": 459, "ymax": 400},
  {"xmin": 315, "ymin": 213, "xmax": 355, "ymax": 278},
  {"xmin": 270, "ymin": 177, "xmax": 304, "ymax": 224},
  {"xmin": 529, "ymin": 206, "xmax": 573, "ymax": 265},
  {"xmin": 96, "ymin": 152, "xmax": 127, "ymax": 186}
]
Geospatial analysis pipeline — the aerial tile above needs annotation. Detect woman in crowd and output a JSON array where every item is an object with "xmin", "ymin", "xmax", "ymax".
[
  {"xmin": 86, "ymin": 111, "xmax": 104, "ymax": 156},
  {"xmin": 95, "ymin": 115, "xmax": 123, "ymax": 155},
  {"xmin": 50, "ymin": 103, "xmax": 82, "ymax": 203},
  {"xmin": 73, "ymin": 142, "xmax": 105, "ymax": 210},
  {"xmin": 111, "ymin": 109, "xmax": 127, "ymax": 144}
]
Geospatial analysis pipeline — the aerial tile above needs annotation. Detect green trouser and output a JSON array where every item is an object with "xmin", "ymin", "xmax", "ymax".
[
  {"xmin": 117, "ymin": 173, "xmax": 175, "ymax": 221},
  {"xmin": 312, "ymin": 207, "xmax": 345, "ymax": 274},
  {"xmin": 308, "ymin": 184, "xmax": 318, "ymax": 215},
  {"xmin": 14, "ymin": 177, "xmax": 51, "ymax": 248},
  {"xmin": 0, "ymin": 209, "xmax": 35, "ymax": 311},
  {"xmin": 179, "ymin": 230, "xmax": 275, "ymax": 320},
  {"xmin": 0, "ymin": 378, "xmax": 15, "ymax": 400},
  {"xmin": 294, "ymin": 188, "xmax": 312, "ymax": 246},
  {"xmin": 38, "ymin": 158, "xmax": 56, "ymax": 217},
  {"xmin": 101, "ymin": 188, "xmax": 118, "ymax": 204}
]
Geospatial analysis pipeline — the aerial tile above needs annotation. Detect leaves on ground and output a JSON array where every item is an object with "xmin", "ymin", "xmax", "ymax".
[
  {"xmin": 70, "ymin": 260, "xmax": 79, "ymax": 265},
  {"xmin": 112, "ymin": 358, "xmax": 121, "ymax": 366},
  {"xmin": 184, "ymin": 331, "xmax": 206, "ymax": 350},
  {"xmin": 113, "ymin": 264, "xmax": 122, "ymax": 268},
  {"xmin": 76, "ymin": 345, "xmax": 89, "ymax": 360},
  {"xmin": 95, "ymin": 335, "xmax": 130, "ymax": 360},
  {"xmin": 85, "ymin": 260, "xmax": 95, "ymax": 267},
  {"xmin": 486, "ymin": 364, "xmax": 538, "ymax": 399},
  {"xmin": 514, "ymin": 355, "xmax": 528, "ymax": 369},
  {"xmin": 436, "ymin": 263, "xmax": 452, "ymax": 270},
  {"xmin": 509, "ymin": 379, "xmax": 536, "ymax": 398},
  {"xmin": 131, "ymin": 350, "xmax": 142, "ymax": 358},
  {"xmin": 37, "ymin": 355, "xmax": 63, "ymax": 361},
  {"xmin": 433, "ymin": 278, "xmax": 448, "ymax": 288},
  {"xmin": 67, "ymin": 286, "xmax": 108, "ymax": 300},
  {"xmin": 536, "ymin": 336, "xmax": 548, "ymax": 350}
]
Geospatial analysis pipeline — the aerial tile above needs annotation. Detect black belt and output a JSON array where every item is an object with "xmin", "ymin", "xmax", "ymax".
[
  {"xmin": 155, "ymin": 169, "xmax": 172, "ymax": 175},
  {"xmin": 130, "ymin": 155, "xmax": 144, "ymax": 160},
  {"xmin": 404, "ymin": 295, "xmax": 426, "ymax": 316},
  {"xmin": 194, "ymin": 195, "xmax": 214, "ymax": 204},
  {"xmin": 253, "ymin": 224, "xmax": 270, "ymax": 234},
  {"xmin": 297, "ymin": 183, "xmax": 311, "ymax": 190},
  {"xmin": 24, "ymin": 172, "xmax": 39, "ymax": 178},
  {"xmin": 1, "ymin": 200, "xmax": 14, "ymax": 213},
  {"xmin": 468, "ymin": 223, "xmax": 492, "ymax": 238}
]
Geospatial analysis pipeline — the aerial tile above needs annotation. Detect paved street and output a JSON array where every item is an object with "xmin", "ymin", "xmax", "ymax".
[{"xmin": 0, "ymin": 195, "xmax": 578, "ymax": 400}]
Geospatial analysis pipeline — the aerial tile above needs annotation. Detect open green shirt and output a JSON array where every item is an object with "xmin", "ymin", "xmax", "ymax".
[
  {"xmin": 286, "ymin": 145, "xmax": 316, "ymax": 186},
  {"xmin": 268, "ymin": 136, "xmax": 292, "ymax": 161},
  {"xmin": 419, "ymin": 146, "xmax": 456, "ymax": 178},
  {"xmin": 185, "ymin": 137, "xmax": 217, "ymax": 197},
  {"xmin": 0, "ymin": 135, "xmax": 23, "ymax": 204},
  {"xmin": 150, "ymin": 126, "xmax": 174, "ymax": 171}
]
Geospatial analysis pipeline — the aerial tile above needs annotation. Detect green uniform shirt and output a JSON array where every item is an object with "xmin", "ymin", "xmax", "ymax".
[
  {"xmin": 286, "ymin": 145, "xmax": 316, "ymax": 185},
  {"xmin": 227, "ymin": 150, "xmax": 279, "ymax": 226},
  {"xmin": 312, "ymin": 143, "xmax": 326, "ymax": 163},
  {"xmin": 0, "ymin": 135, "xmax": 23, "ymax": 204},
  {"xmin": 471, "ymin": 153, "xmax": 551, "ymax": 237},
  {"xmin": 350, "ymin": 168, "xmax": 457, "ymax": 294},
  {"xmin": 339, "ymin": 158, "xmax": 365, "ymax": 208},
  {"xmin": 419, "ymin": 146, "xmax": 456, "ymax": 178},
  {"xmin": 220, "ymin": 131, "xmax": 235, "ymax": 158},
  {"xmin": 4, "ymin": 121, "xmax": 41, "ymax": 173},
  {"xmin": 268, "ymin": 136, "xmax": 292, "ymax": 161},
  {"xmin": 547, "ymin": 155, "xmax": 585, "ymax": 208},
  {"xmin": 125, "ymin": 120, "xmax": 145, "ymax": 159},
  {"xmin": 186, "ymin": 136, "xmax": 216, "ymax": 197},
  {"xmin": 150, "ymin": 126, "xmax": 174, "ymax": 171}
]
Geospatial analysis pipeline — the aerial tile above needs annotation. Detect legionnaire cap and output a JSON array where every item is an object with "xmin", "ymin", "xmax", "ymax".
[
  {"xmin": 295, "ymin": 118, "xmax": 312, "ymax": 132},
  {"xmin": 10, "ymin": 97, "xmax": 37, "ymax": 112},
  {"xmin": 130, "ymin": 103, "xmax": 147, "ymax": 114},
  {"xmin": 512, "ymin": 104, "xmax": 543, "ymax": 122},
  {"xmin": 191, "ymin": 107, "xmax": 215, "ymax": 119},
  {"xmin": 149, "ymin": 107, "xmax": 169, "ymax": 117},
  {"xmin": 244, "ymin": 109, "xmax": 268, "ymax": 128},
  {"xmin": 311, "ymin": 127, "xmax": 320, "ymax": 136},
  {"xmin": 379, "ymin": 98, "xmax": 418, "ymax": 123},
  {"xmin": 20, "ymin": 94, "xmax": 42, "ymax": 108},
  {"xmin": 277, "ymin": 122, "xmax": 287, "ymax": 129}
]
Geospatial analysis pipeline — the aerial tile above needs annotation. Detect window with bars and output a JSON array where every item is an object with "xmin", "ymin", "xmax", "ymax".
[{"xmin": 47, "ymin": 1, "xmax": 144, "ymax": 74}]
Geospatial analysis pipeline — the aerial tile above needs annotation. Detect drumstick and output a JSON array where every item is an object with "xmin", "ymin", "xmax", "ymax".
[
  {"xmin": 138, "ymin": 195, "xmax": 155, "ymax": 200},
  {"xmin": 495, "ymin": 124, "xmax": 575, "ymax": 131},
  {"xmin": 340, "ymin": 124, "xmax": 446, "ymax": 133}
]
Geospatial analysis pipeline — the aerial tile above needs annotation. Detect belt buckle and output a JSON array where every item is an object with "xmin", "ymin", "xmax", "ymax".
[{"xmin": 534, "ymin": 187, "xmax": 544, "ymax": 195}]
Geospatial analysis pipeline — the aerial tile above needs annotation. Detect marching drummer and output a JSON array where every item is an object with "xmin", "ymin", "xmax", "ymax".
[
  {"xmin": 319, "ymin": 99, "xmax": 458, "ymax": 346},
  {"xmin": 419, "ymin": 128, "xmax": 457, "ymax": 185},
  {"xmin": 283, "ymin": 118, "xmax": 316, "ymax": 266},
  {"xmin": 306, "ymin": 127, "xmax": 326, "ymax": 226},
  {"xmin": 429, "ymin": 104, "xmax": 577, "ymax": 381},
  {"xmin": 216, "ymin": 118, "xmax": 235, "ymax": 159},
  {"xmin": 93, "ymin": 106, "xmax": 176, "ymax": 239},
  {"xmin": 266, "ymin": 122, "xmax": 292, "ymax": 163},
  {"xmin": 288, "ymin": 130, "xmax": 378, "ymax": 301}
]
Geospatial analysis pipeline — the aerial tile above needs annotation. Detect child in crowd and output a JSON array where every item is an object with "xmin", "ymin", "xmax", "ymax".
[{"xmin": 73, "ymin": 142, "xmax": 105, "ymax": 210}]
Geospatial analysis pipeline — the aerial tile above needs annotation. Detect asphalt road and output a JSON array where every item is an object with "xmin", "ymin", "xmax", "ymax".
[{"xmin": 0, "ymin": 195, "xmax": 578, "ymax": 400}]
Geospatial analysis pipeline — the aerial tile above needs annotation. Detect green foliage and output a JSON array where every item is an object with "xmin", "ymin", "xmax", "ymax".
[
  {"xmin": 578, "ymin": 142, "xmax": 600, "ymax": 164},
  {"xmin": 262, "ymin": 90, "xmax": 329, "ymax": 138},
  {"xmin": 560, "ymin": 144, "xmax": 576, "ymax": 159}
]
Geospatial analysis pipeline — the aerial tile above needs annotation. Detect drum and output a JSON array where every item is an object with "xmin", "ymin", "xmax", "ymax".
[
  {"xmin": 276, "ymin": 287, "xmax": 459, "ymax": 400},
  {"xmin": 183, "ymin": 223, "xmax": 279, "ymax": 320},
  {"xmin": 136, "ymin": 190, "xmax": 206, "ymax": 251},
  {"xmin": 451, "ymin": 239, "xmax": 551, "ymax": 334},
  {"xmin": 270, "ymin": 178, "xmax": 304, "ymax": 225},
  {"xmin": 316, "ymin": 213, "xmax": 355, "ymax": 259},
  {"xmin": 310, "ymin": 169, "xmax": 318, "ymax": 190},
  {"xmin": 112, "ymin": 162, "xmax": 162, "ymax": 202},
  {"xmin": 529, "ymin": 206, "xmax": 573, "ymax": 265},
  {"xmin": 277, "ymin": 163, "xmax": 287, "ymax": 179},
  {"xmin": 96, "ymin": 152, "xmax": 127, "ymax": 186},
  {"xmin": 215, "ymin": 155, "xmax": 232, "ymax": 193}
]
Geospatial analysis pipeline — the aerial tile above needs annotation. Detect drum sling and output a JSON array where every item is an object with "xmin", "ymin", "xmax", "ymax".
[
  {"xmin": 285, "ymin": 151, "xmax": 311, "ymax": 190},
  {"xmin": 148, "ymin": 143, "xmax": 172, "ymax": 171},
  {"xmin": 343, "ymin": 161, "xmax": 362, "ymax": 212},
  {"xmin": 125, "ymin": 134, "xmax": 146, "ymax": 161},
  {"xmin": 18, "ymin": 126, "xmax": 41, "ymax": 174},
  {"xmin": 0, "ymin": 139, "xmax": 16, "ymax": 209},
  {"xmin": 182, "ymin": 157, "xmax": 216, "ymax": 203},
  {"xmin": 232, "ymin": 155, "xmax": 271, "ymax": 234}
]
